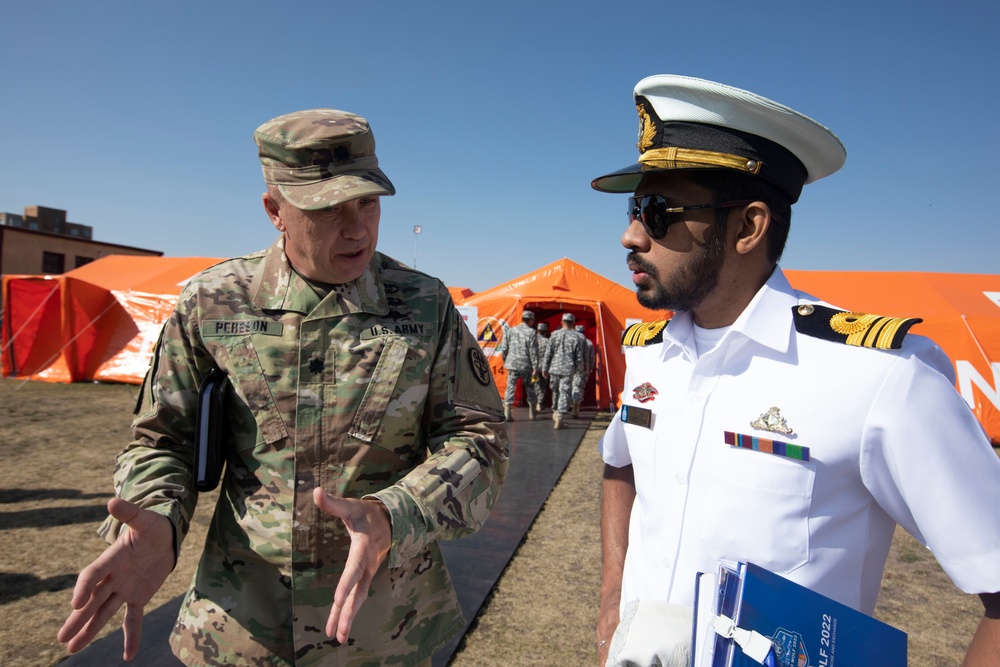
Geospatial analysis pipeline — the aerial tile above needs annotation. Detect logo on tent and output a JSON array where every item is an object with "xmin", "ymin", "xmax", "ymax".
[{"xmin": 480, "ymin": 324, "xmax": 498, "ymax": 342}]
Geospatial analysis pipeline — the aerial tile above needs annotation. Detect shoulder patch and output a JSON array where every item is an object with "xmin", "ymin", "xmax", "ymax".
[
  {"xmin": 622, "ymin": 320, "xmax": 669, "ymax": 347},
  {"xmin": 792, "ymin": 304, "xmax": 922, "ymax": 350}
]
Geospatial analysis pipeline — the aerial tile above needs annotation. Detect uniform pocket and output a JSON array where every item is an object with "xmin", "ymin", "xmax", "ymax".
[
  {"xmin": 698, "ymin": 446, "xmax": 815, "ymax": 574},
  {"xmin": 348, "ymin": 336, "xmax": 427, "ymax": 446},
  {"xmin": 222, "ymin": 339, "xmax": 289, "ymax": 449}
]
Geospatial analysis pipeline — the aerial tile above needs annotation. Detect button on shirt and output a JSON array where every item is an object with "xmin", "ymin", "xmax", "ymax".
[{"xmin": 600, "ymin": 268, "xmax": 1000, "ymax": 615}]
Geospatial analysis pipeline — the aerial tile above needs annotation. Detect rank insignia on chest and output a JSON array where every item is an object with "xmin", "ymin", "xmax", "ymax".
[
  {"xmin": 632, "ymin": 382, "xmax": 658, "ymax": 403},
  {"xmin": 751, "ymin": 406, "xmax": 794, "ymax": 435}
]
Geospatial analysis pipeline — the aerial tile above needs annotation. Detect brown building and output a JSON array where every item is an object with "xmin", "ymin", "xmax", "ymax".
[{"xmin": 1, "ymin": 205, "xmax": 162, "ymax": 278}]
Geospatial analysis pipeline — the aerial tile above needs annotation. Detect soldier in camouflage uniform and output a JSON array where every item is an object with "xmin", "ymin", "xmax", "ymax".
[
  {"xmin": 496, "ymin": 310, "xmax": 539, "ymax": 421},
  {"xmin": 534, "ymin": 321, "xmax": 550, "ymax": 412},
  {"xmin": 542, "ymin": 312, "xmax": 583, "ymax": 429},
  {"xmin": 571, "ymin": 324, "xmax": 597, "ymax": 417},
  {"xmin": 59, "ymin": 109, "xmax": 510, "ymax": 667}
]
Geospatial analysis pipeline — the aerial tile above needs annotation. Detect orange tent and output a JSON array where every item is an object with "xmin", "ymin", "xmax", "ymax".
[
  {"xmin": 448, "ymin": 286, "xmax": 474, "ymax": 304},
  {"xmin": 2, "ymin": 255, "xmax": 221, "ymax": 384},
  {"xmin": 461, "ymin": 258, "xmax": 667, "ymax": 410},
  {"xmin": 785, "ymin": 270, "xmax": 1000, "ymax": 445}
]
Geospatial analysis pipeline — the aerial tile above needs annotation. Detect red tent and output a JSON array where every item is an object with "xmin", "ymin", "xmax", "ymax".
[
  {"xmin": 2, "ymin": 255, "xmax": 221, "ymax": 383},
  {"xmin": 460, "ymin": 258, "xmax": 667, "ymax": 410}
]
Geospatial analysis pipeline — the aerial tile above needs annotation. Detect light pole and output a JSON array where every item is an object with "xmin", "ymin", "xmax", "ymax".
[{"xmin": 413, "ymin": 225, "xmax": 422, "ymax": 269}]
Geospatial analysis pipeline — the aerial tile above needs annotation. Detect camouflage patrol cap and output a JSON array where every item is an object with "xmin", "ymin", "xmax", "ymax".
[
  {"xmin": 537, "ymin": 322, "xmax": 549, "ymax": 332},
  {"xmin": 522, "ymin": 310, "xmax": 535, "ymax": 321},
  {"xmin": 562, "ymin": 312, "xmax": 575, "ymax": 323},
  {"xmin": 254, "ymin": 109, "xmax": 396, "ymax": 210}
]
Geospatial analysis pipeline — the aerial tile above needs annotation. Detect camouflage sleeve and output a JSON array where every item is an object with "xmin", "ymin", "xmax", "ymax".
[
  {"xmin": 370, "ymin": 286, "xmax": 510, "ymax": 567},
  {"xmin": 96, "ymin": 286, "xmax": 206, "ymax": 558}
]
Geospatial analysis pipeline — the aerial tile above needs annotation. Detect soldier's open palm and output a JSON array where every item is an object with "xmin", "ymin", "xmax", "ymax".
[
  {"xmin": 57, "ymin": 498, "xmax": 175, "ymax": 661},
  {"xmin": 312, "ymin": 488, "xmax": 392, "ymax": 644}
]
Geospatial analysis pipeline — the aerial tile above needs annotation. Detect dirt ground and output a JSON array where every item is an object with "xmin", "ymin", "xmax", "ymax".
[{"xmin": 0, "ymin": 378, "xmax": 985, "ymax": 666}]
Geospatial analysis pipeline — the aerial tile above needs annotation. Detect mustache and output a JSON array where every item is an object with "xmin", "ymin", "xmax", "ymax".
[{"xmin": 627, "ymin": 251, "xmax": 657, "ymax": 278}]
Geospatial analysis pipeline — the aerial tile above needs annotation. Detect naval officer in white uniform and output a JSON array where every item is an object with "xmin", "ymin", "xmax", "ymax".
[{"xmin": 592, "ymin": 74, "xmax": 1000, "ymax": 667}]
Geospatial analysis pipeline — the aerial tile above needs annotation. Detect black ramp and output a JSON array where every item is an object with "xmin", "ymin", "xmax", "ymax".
[{"xmin": 60, "ymin": 407, "xmax": 594, "ymax": 667}]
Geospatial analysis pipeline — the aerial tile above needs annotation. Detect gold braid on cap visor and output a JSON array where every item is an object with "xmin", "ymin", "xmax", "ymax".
[{"xmin": 638, "ymin": 147, "xmax": 763, "ymax": 175}]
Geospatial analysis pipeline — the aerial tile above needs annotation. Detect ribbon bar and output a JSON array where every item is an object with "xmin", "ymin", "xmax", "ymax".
[{"xmin": 724, "ymin": 431, "xmax": 810, "ymax": 462}]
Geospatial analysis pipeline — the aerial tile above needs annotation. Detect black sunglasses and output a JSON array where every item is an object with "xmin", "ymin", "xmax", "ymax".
[{"xmin": 628, "ymin": 195, "xmax": 753, "ymax": 240}]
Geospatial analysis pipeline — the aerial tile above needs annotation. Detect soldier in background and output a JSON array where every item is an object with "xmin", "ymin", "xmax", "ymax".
[
  {"xmin": 571, "ymin": 324, "xmax": 596, "ymax": 418},
  {"xmin": 497, "ymin": 310, "xmax": 540, "ymax": 420},
  {"xmin": 542, "ymin": 312, "xmax": 583, "ymax": 429},
  {"xmin": 534, "ymin": 321, "xmax": 551, "ymax": 413},
  {"xmin": 59, "ymin": 109, "xmax": 510, "ymax": 667}
]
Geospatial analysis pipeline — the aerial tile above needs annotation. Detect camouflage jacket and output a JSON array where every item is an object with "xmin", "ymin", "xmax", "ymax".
[
  {"xmin": 497, "ymin": 322, "xmax": 538, "ymax": 372},
  {"xmin": 543, "ymin": 327, "xmax": 583, "ymax": 376},
  {"xmin": 578, "ymin": 335, "xmax": 596, "ymax": 375},
  {"xmin": 99, "ymin": 237, "xmax": 509, "ymax": 667},
  {"xmin": 537, "ymin": 335, "xmax": 549, "ymax": 367}
]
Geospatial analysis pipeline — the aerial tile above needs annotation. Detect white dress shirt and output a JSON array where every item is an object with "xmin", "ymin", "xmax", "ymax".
[{"xmin": 601, "ymin": 267, "xmax": 1000, "ymax": 614}]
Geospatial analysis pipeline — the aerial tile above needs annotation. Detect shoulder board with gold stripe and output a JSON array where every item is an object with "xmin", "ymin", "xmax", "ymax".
[
  {"xmin": 792, "ymin": 304, "xmax": 922, "ymax": 350},
  {"xmin": 621, "ymin": 320, "xmax": 670, "ymax": 347}
]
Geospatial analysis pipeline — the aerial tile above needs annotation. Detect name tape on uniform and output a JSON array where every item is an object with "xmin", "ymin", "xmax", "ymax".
[
  {"xmin": 203, "ymin": 320, "xmax": 284, "ymax": 336},
  {"xmin": 360, "ymin": 322, "xmax": 434, "ymax": 340},
  {"xmin": 621, "ymin": 405, "xmax": 653, "ymax": 428}
]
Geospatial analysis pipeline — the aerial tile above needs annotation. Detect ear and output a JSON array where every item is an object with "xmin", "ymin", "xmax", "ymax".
[
  {"xmin": 733, "ymin": 201, "xmax": 771, "ymax": 256},
  {"xmin": 262, "ymin": 191, "xmax": 286, "ymax": 232}
]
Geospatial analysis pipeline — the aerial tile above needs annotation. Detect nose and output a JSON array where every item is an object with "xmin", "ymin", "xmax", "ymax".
[
  {"xmin": 621, "ymin": 217, "xmax": 651, "ymax": 252},
  {"xmin": 337, "ymin": 201, "xmax": 368, "ymax": 239}
]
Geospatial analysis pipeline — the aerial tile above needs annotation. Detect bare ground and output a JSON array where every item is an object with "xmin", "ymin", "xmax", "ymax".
[{"xmin": 0, "ymin": 378, "xmax": 984, "ymax": 666}]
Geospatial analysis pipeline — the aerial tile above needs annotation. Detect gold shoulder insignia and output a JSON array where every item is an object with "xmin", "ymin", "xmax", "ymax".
[
  {"xmin": 622, "ymin": 320, "xmax": 669, "ymax": 347},
  {"xmin": 792, "ymin": 304, "xmax": 922, "ymax": 350}
]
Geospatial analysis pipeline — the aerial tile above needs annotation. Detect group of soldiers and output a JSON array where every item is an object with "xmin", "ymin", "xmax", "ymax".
[{"xmin": 497, "ymin": 309, "xmax": 597, "ymax": 429}]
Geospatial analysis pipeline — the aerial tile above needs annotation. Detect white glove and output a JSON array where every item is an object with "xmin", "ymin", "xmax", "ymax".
[{"xmin": 607, "ymin": 600, "xmax": 692, "ymax": 667}]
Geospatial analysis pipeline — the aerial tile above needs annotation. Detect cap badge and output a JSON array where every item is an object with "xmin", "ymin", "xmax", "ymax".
[
  {"xmin": 632, "ymin": 382, "xmax": 658, "ymax": 403},
  {"xmin": 751, "ymin": 406, "xmax": 794, "ymax": 435},
  {"xmin": 636, "ymin": 103, "xmax": 656, "ymax": 154}
]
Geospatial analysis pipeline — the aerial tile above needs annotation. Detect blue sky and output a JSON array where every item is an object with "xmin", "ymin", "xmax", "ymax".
[{"xmin": 2, "ymin": 1, "xmax": 997, "ymax": 293}]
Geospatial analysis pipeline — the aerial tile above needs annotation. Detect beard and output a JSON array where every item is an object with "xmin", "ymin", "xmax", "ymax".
[{"xmin": 628, "ymin": 221, "xmax": 728, "ymax": 312}]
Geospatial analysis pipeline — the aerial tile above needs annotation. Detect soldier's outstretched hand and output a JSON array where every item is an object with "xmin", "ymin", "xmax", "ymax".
[
  {"xmin": 312, "ymin": 488, "xmax": 392, "ymax": 644},
  {"xmin": 57, "ymin": 498, "xmax": 175, "ymax": 661}
]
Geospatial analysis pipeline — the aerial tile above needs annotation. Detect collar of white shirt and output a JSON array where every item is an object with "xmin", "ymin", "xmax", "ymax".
[{"xmin": 662, "ymin": 266, "xmax": 800, "ymax": 357}]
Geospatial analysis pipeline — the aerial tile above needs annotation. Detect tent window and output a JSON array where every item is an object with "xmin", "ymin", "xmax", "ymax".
[{"xmin": 42, "ymin": 251, "xmax": 65, "ymax": 274}]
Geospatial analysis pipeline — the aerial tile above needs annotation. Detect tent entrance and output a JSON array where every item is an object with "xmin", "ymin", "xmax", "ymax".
[{"xmin": 521, "ymin": 303, "xmax": 600, "ymax": 408}]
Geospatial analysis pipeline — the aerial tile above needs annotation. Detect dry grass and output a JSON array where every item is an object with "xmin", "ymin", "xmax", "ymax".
[
  {"xmin": 1, "ymin": 378, "xmax": 218, "ymax": 667},
  {"xmin": 0, "ymin": 378, "xmax": 985, "ymax": 666}
]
